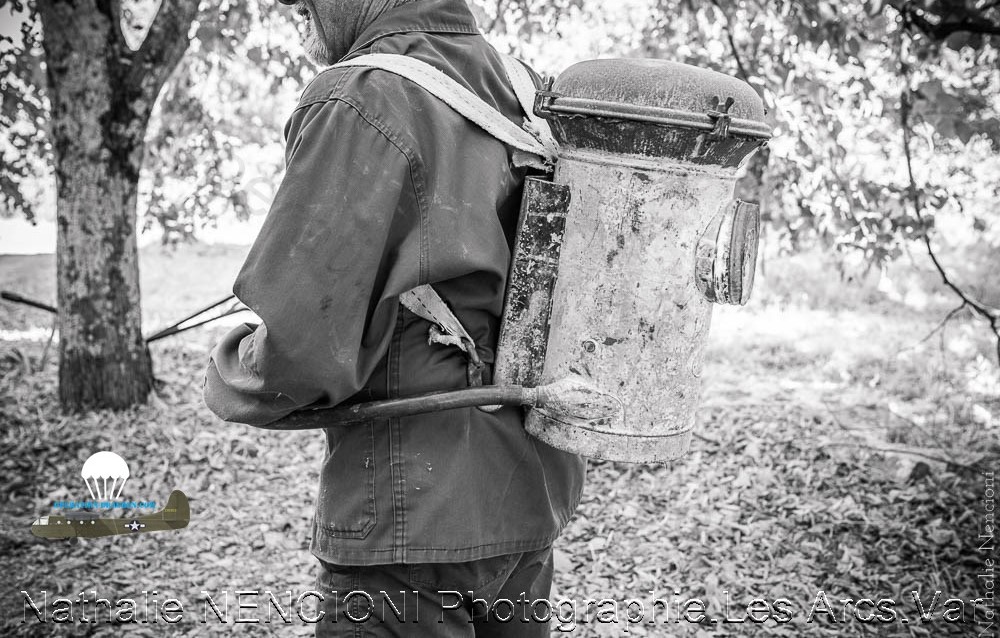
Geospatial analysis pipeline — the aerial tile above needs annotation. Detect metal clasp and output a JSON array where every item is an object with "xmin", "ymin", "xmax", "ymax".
[
  {"xmin": 706, "ymin": 96, "xmax": 736, "ymax": 138},
  {"xmin": 533, "ymin": 76, "xmax": 560, "ymax": 119}
]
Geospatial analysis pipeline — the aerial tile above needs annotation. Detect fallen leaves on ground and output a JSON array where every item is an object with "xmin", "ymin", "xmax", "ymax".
[{"xmin": 1, "ymin": 306, "xmax": 996, "ymax": 637}]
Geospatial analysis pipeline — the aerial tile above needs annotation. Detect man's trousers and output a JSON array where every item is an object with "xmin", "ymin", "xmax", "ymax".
[{"xmin": 314, "ymin": 546, "xmax": 554, "ymax": 637}]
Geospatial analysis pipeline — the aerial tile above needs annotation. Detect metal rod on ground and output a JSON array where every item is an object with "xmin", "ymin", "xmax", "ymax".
[
  {"xmin": 39, "ymin": 317, "xmax": 57, "ymax": 369},
  {"xmin": 0, "ymin": 291, "xmax": 57, "ymax": 314},
  {"xmin": 145, "ymin": 305, "xmax": 247, "ymax": 343},
  {"xmin": 1, "ymin": 289, "xmax": 246, "ymax": 343},
  {"xmin": 144, "ymin": 295, "xmax": 239, "ymax": 342}
]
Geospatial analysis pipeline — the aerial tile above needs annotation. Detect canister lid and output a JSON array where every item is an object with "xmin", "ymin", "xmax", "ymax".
[{"xmin": 538, "ymin": 59, "xmax": 772, "ymax": 165}]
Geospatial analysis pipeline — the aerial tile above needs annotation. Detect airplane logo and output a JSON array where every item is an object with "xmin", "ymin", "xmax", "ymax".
[{"xmin": 30, "ymin": 491, "xmax": 189, "ymax": 540}]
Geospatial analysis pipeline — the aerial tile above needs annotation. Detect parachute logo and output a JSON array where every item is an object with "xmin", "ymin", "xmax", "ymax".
[{"xmin": 81, "ymin": 451, "xmax": 130, "ymax": 500}]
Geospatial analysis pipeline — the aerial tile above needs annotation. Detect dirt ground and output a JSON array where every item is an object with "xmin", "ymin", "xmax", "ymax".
[{"xmin": 1, "ymin": 245, "xmax": 996, "ymax": 636}]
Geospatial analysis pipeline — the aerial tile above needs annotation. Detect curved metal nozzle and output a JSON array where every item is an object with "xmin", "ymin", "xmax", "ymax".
[{"xmin": 533, "ymin": 376, "xmax": 622, "ymax": 421}]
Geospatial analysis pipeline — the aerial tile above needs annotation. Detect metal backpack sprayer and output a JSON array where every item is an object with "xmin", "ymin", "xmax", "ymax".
[{"xmin": 266, "ymin": 54, "xmax": 771, "ymax": 464}]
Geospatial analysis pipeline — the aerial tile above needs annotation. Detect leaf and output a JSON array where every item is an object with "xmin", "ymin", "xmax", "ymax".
[{"xmin": 945, "ymin": 32, "xmax": 970, "ymax": 50}]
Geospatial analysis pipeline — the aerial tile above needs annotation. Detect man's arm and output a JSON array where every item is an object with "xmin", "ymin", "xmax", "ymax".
[{"xmin": 204, "ymin": 97, "xmax": 422, "ymax": 426}]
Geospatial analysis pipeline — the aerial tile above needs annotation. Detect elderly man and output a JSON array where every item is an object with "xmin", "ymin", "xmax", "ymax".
[{"xmin": 203, "ymin": 0, "xmax": 586, "ymax": 635}]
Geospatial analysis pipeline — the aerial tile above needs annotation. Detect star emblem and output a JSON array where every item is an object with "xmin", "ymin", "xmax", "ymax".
[{"xmin": 127, "ymin": 520, "xmax": 145, "ymax": 532}]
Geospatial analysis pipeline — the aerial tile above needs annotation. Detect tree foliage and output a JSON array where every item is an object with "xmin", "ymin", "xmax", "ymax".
[
  {"xmin": 478, "ymin": 0, "xmax": 1000, "ymax": 358},
  {"xmin": 6, "ymin": 0, "xmax": 997, "ymax": 253},
  {"xmin": 481, "ymin": 0, "xmax": 1000, "ymax": 261},
  {"xmin": 1, "ymin": 0, "xmax": 307, "ymax": 242},
  {"xmin": 3, "ymin": 0, "xmax": 999, "ymax": 354},
  {"xmin": 138, "ymin": 1, "xmax": 310, "ymax": 242},
  {"xmin": 1, "ymin": 0, "xmax": 48, "ymax": 222}
]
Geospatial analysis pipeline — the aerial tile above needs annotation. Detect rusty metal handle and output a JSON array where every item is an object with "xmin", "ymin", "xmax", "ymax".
[
  {"xmin": 257, "ymin": 386, "xmax": 536, "ymax": 430},
  {"xmin": 256, "ymin": 376, "xmax": 620, "ymax": 431}
]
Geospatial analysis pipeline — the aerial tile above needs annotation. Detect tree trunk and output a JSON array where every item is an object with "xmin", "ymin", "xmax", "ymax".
[
  {"xmin": 38, "ymin": 0, "xmax": 196, "ymax": 411},
  {"xmin": 53, "ymin": 151, "xmax": 153, "ymax": 411}
]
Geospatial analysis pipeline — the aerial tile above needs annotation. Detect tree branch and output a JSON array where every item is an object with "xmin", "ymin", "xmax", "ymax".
[
  {"xmin": 489, "ymin": 0, "xmax": 509, "ymax": 34},
  {"xmin": 129, "ymin": 0, "xmax": 199, "ymax": 104},
  {"xmin": 898, "ymin": 83, "xmax": 1000, "ymax": 366},
  {"xmin": 94, "ymin": 0, "xmax": 127, "ymax": 47},
  {"xmin": 708, "ymin": 0, "xmax": 751, "ymax": 81},
  {"xmin": 917, "ymin": 304, "xmax": 967, "ymax": 345},
  {"xmin": 932, "ymin": 19, "xmax": 1000, "ymax": 37},
  {"xmin": 887, "ymin": 0, "xmax": 1000, "ymax": 39}
]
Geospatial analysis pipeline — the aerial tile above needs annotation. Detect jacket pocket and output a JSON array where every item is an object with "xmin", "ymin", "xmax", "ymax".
[{"xmin": 317, "ymin": 421, "xmax": 377, "ymax": 539}]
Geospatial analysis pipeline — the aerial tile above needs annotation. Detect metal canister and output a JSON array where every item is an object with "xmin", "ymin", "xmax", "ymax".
[{"xmin": 495, "ymin": 59, "xmax": 771, "ymax": 463}]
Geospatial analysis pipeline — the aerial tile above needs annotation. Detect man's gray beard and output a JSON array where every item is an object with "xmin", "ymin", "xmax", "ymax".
[{"xmin": 304, "ymin": 23, "xmax": 333, "ymax": 66}]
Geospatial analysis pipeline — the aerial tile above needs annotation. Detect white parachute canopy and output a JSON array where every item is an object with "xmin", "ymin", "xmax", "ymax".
[{"xmin": 81, "ymin": 451, "xmax": 130, "ymax": 500}]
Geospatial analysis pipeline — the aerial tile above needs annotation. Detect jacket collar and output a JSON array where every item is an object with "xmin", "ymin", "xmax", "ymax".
[{"xmin": 345, "ymin": 0, "xmax": 481, "ymax": 59}]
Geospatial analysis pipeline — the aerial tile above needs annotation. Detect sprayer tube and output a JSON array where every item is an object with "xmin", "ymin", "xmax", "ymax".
[{"xmin": 259, "ymin": 386, "xmax": 539, "ymax": 431}]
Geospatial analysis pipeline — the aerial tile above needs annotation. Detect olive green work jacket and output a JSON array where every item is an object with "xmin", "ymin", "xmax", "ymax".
[{"xmin": 204, "ymin": 0, "xmax": 586, "ymax": 565}]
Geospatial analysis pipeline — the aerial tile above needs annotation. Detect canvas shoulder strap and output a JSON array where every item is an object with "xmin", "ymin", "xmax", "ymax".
[
  {"xmin": 331, "ymin": 53, "xmax": 558, "ymax": 170},
  {"xmin": 497, "ymin": 55, "xmax": 560, "ymax": 163}
]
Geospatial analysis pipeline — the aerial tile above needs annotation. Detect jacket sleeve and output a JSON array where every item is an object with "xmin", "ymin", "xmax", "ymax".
[{"xmin": 203, "ymin": 97, "xmax": 422, "ymax": 426}]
